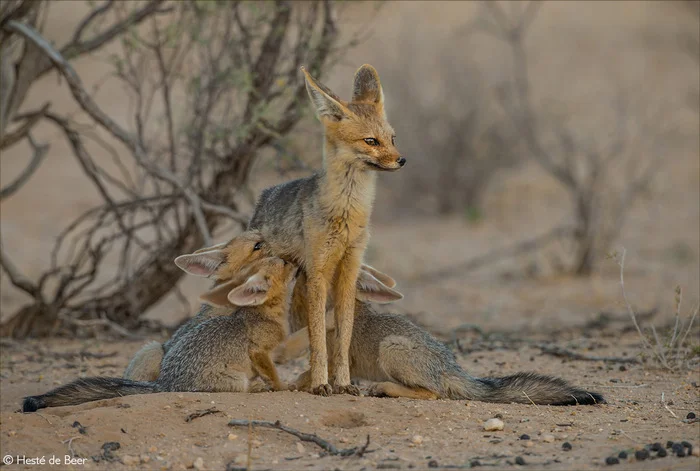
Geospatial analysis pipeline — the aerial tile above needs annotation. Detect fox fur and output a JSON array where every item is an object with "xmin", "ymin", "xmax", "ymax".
[
  {"xmin": 241, "ymin": 64, "xmax": 404, "ymax": 395},
  {"xmin": 274, "ymin": 278, "xmax": 605, "ymax": 406},
  {"xmin": 22, "ymin": 257, "xmax": 297, "ymax": 412},
  {"xmin": 124, "ymin": 238, "xmax": 401, "ymax": 383}
]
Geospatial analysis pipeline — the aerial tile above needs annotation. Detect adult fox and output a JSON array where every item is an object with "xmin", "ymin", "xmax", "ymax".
[
  {"xmin": 273, "ymin": 277, "xmax": 605, "ymax": 406},
  {"xmin": 244, "ymin": 64, "xmax": 405, "ymax": 395}
]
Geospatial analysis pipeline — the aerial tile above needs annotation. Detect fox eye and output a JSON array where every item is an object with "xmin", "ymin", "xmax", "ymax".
[
  {"xmin": 253, "ymin": 242, "xmax": 263, "ymax": 251},
  {"xmin": 363, "ymin": 138, "xmax": 380, "ymax": 146},
  {"xmin": 391, "ymin": 135, "xmax": 396, "ymax": 145}
]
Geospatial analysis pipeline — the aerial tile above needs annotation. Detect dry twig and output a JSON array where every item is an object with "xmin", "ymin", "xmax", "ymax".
[{"xmin": 228, "ymin": 419, "xmax": 372, "ymax": 457}]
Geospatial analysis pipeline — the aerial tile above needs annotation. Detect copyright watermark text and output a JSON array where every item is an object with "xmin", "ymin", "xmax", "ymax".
[{"xmin": 2, "ymin": 455, "xmax": 88, "ymax": 466}]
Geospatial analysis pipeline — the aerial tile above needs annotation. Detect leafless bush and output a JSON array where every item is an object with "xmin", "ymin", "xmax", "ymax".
[
  {"xmin": 0, "ymin": 0, "xmax": 345, "ymax": 337},
  {"xmin": 463, "ymin": 1, "xmax": 672, "ymax": 275},
  {"xmin": 381, "ymin": 34, "xmax": 521, "ymax": 219},
  {"xmin": 611, "ymin": 248, "xmax": 699, "ymax": 371}
]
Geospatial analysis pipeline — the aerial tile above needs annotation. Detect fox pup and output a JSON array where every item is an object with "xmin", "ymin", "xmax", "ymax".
[
  {"xmin": 274, "ymin": 277, "xmax": 605, "ymax": 406},
  {"xmin": 22, "ymin": 257, "xmax": 297, "ymax": 412},
  {"xmin": 245, "ymin": 64, "xmax": 404, "ymax": 395},
  {"xmin": 124, "ymin": 237, "xmax": 400, "ymax": 383}
]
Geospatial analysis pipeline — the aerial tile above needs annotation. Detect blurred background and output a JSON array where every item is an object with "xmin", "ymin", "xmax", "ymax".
[{"xmin": 1, "ymin": 0, "xmax": 698, "ymax": 340}]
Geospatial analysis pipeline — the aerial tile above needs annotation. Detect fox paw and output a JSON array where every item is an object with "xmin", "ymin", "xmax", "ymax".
[
  {"xmin": 333, "ymin": 384, "xmax": 360, "ymax": 396},
  {"xmin": 367, "ymin": 384, "xmax": 388, "ymax": 398},
  {"xmin": 312, "ymin": 384, "xmax": 333, "ymax": 396}
]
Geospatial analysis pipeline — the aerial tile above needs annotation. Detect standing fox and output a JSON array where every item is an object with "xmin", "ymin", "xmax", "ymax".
[
  {"xmin": 244, "ymin": 64, "xmax": 405, "ymax": 395},
  {"xmin": 124, "ymin": 232, "xmax": 400, "ymax": 382},
  {"xmin": 273, "ymin": 277, "xmax": 605, "ymax": 406},
  {"xmin": 22, "ymin": 257, "xmax": 297, "ymax": 412}
]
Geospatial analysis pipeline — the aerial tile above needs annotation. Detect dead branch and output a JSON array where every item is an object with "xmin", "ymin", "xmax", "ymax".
[
  {"xmin": 536, "ymin": 344, "xmax": 640, "ymax": 364},
  {"xmin": 228, "ymin": 419, "xmax": 372, "ymax": 457},
  {"xmin": 0, "ymin": 133, "xmax": 49, "ymax": 200},
  {"xmin": 184, "ymin": 407, "xmax": 221, "ymax": 423},
  {"xmin": 464, "ymin": 1, "xmax": 669, "ymax": 275},
  {"xmin": 0, "ymin": 1, "xmax": 345, "ymax": 337}
]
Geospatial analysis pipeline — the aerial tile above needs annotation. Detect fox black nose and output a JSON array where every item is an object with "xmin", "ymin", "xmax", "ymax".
[{"xmin": 397, "ymin": 157, "xmax": 406, "ymax": 167}]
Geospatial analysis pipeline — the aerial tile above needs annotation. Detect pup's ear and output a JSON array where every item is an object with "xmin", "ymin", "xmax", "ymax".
[
  {"xmin": 227, "ymin": 273, "xmax": 270, "ymax": 306},
  {"xmin": 199, "ymin": 279, "xmax": 240, "ymax": 308},
  {"xmin": 351, "ymin": 64, "xmax": 384, "ymax": 107},
  {"xmin": 360, "ymin": 263, "xmax": 397, "ymax": 288},
  {"xmin": 301, "ymin": 66, "xmax": 351, "ymax": 121},
  {"xmin": 356, "ymin": 270, "xmax": 404, "ymax": 304},
  {"xmin": 193, "ymin": 241, "xmax": 228, "ymax": 254},
  {"xmin": 174, "ymin": 250, "xmax": 227, "ymax": 277}
]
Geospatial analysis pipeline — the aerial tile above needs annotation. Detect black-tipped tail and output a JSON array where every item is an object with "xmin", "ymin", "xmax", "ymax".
[
  {"xmin": 22, "ymin": 396, "xmax": 45, "ymax": 412},
  {"xmin": 474, "ymin": 372, "xmax": 605, "ymax": 406},
  {"xmin": 22, "ymin": 377, "xmax": 156, "ymax": 413}
]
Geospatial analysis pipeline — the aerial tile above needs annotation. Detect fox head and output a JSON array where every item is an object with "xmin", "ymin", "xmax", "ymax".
[
  {"xmin": 302, "ymin": 64, "xmax": 405, "ymax": 172},
  {"xmin": 173, "ymin": 230, "xmax": 274, "ymax": 281},
  {"xmin": 198, "ymin": 256, "xmax": 298, "ymax": 308}
]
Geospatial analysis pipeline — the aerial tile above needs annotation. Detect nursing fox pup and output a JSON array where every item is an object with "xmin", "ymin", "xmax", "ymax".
[
  {"xmin": 22, "ymin": 257, "xmax": 297, "ymax": 412},
  {"xmin": 274, "ymin": 279, "xmax": 605, "ymax": 406},
  {"xmin": 245, "ymin": 64, "xmax": 405, "ymax": 395},
  {"xmin": 124, "ymin": 232, "xmax": 399, "ymax": 383}
]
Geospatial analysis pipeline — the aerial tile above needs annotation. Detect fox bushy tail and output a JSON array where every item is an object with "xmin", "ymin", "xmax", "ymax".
[
  {"xmin": 22, "ymin": 377, "xmax": 157, "ymax": 412},
  {"xmin": 442, "ymin": 371, "xmax": 605, "ymax": 405}
]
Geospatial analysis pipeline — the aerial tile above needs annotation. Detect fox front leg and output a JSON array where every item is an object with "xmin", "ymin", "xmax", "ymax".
[
  {"xmin": 304, "ymin": 268, "xmax": 332, "ymax": 396},
  {"xmin": 329, "ymin": 245, "xmax": 364, "ymax": 395},
  {"xmin": 250, "ymin": 351, "xmax": 285, "ymax": 391}
]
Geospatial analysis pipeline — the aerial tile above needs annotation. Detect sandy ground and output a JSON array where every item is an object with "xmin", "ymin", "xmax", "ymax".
[
  {"xmin": 1, "ymin": 328, "xmax": 699, "ymax": 471},
  {"xmin": 1, "ymin": 1, "xmax": 699, "ymax": 470}
]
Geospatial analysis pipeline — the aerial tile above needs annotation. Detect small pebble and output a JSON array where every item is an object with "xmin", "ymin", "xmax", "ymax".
[
  {"xmin": 519, "ymin": 434, "xmax": 530, "ymax": 440},
  {"xmin": 148, "ymin": 446, "xmax": 158, "ymax": 453},
  {"xmin": 619, "ymin": 365, "xmax": 626, "ymax": 371},
  {"xmin": 470, "ymin": 460, "xmax": 481, "ymax": 467},
  {"xmin": 193, "ymin": 457, "xmax": 204, "ymax": 470},
  {"xmin": 428, "ymin": 460, "xmax": 438, "ymax": 468},
  {"xmin": 605, "ymin": 456, "xmax": 620, "ymax": 465},
  {"xmin": 618, "ymin": 451, "xmax": 627, "ymax": 459},
  {"xmin": 515, "ymin": 456, "xmax": 526, "ymax": 465},
  {"xmin": 227, "ymin": 433, "xmax": 238, "ymax": 441},
  {"xmin": 562, "ymin": 442, "xmax": 572, "ymax": 451},
  {"xmin": 7, "ymin": 431, "xmax": 16, "ymax": 437},
  {"xmin": 650, "ymin": 443, "xmax": 662, "ymax": 452},
  {"xmin": 483, "ymin": 418, "xmax": 504, "ymax": 431},
  {"xmin": 524, "ymin": 441, "xmax": 534, "ymax": 448},
  {"xmin": 672, "ymin": 443, "xmax": 683, "ymax": 453},
  {"xmin": 681, "ymin": 441, "xmax": 692, "ymax": 450},
  {"xmin": 666, "ymin": 441, "xmax": 675, "ymax": 449},
  {"xmin": 411, "ymin": 435, "xmax": 423, "ymax": 445},
  {"xmin": 676, "ymin": 448, "xmax": 686, "ymax": 458},
  {"xmin": 140, "ymin": 455, "xmax": 150, "ymax": 464},
  {"xmin": 542, "ymin": 434, "xmax": 555, "ymax": 443},
  {"xmin": 691, "ymin": 447, "xmax": 700, "ymax": 457},
  {"xmin": 687, "ymin": 412, "xmax": 696, "ymax": 420},
  {"xmin": 634, "ymin": 449, "xmax": 649, "ymax": 461},
  {"xmin": 296, "ymin": 442, "xmax": 306, "ymax": 453},
  {"xmin": 656, "ymin": 448, "xmax": 667, "ymax": 458}
]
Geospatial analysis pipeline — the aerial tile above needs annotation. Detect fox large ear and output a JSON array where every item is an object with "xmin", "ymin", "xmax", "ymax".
[
  {"xmin": 199, "ymin": 279, "xmax": 240, "ymax": 307},
  {"xmin": 352, "ymin": 64, "xmax": 384, "ymax": 106},
  {"xmin": 174, "ymin": 250, "xmax": 226, "ymax": 277},
  {"xmin": 301, "ymin": 67, "xmax": 350, "ymax": 121},
  {"xmin": 227, "ymin": 273, "xmax": 270, "ymax": 306},
  {"xmin": 360, "ymin": 263, "xmax": 396, "ymax": 288},
  {"xmin": 356, "ymin": 270, "xmax": 403, "ymax": 304}
]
